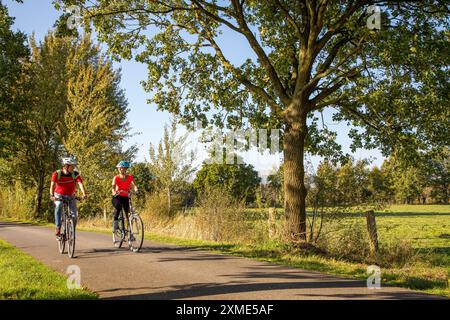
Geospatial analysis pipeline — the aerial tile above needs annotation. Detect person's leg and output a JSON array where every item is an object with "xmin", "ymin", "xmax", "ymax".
[
  {"xmin": 120, "ymin": 197, "xmax": 132, "ymax": 239},
  {"xmin": 112, "ymin": 197, "xmax": 122, "ymax": 232},
  {"xmin": 122, "ymin": 196, "xmax": 130, "ymax": 220},
  {"xmin": 54, "ymin": 195, "xmax": 63, "ymax": 231},
  {"xmin": 68, "ymin": 196, "xmax": 78, "ymax": 225}
]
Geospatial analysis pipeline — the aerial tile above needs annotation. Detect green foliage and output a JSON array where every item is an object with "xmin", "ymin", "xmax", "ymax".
[
  {"xmin": 148, "ymin": 119, "xmax": 195, "ymax": 214},
  {"xmin": 128, "ymin": 162, "xmax": 155, "ymax": 209},
  {"xmin": 54, "ymin": 1, "xmax": 448, "ymax": 155},
  {"xmin": 193, "ymin": 162, "xmax": 261, "ymax": 204},
  {"xmin": 381, "ymin": 149, "xmax": 450, "ymax": 205},
  {"xmin": 425, "ymin": 148, "xmax": 450, "ymax": 204},
  {"xmin": 367, "ymin": 166, "xmax": 392, "ymax": 203},
  {"xmin": 0, "ymin": 28, "xmax": 133, "ymax": 219},
  {"xmin": 0, "ymin": 2, "xmax": 29, "ymax": 158},
  {"xmin": 0, "ymin": 180, "xmax": 35, "ymax": 221},
  {"xmin": 339, "ymin": 7, "xmax": 450, "ymax": 160},
  {"xmin": 309, "ymin": 159, "xmax": 372, "ymax": 208},
  {"xmin": 128, "ymin": 162, "xmax": 154, "ymax": 194},
  {"xmin": 382, "ymin": 154, "xmax": 426, "ymax": 204},
  {"xmin": 11, "ymin": 33, "xmax": 75, "ymax": 216},
  {"xmin": 62, "ymin": 34, "xmax": 133, "ymax": 217},
  {"xmin": 53, "ymin": 13, "xmax": 79, "ymax": 38}
]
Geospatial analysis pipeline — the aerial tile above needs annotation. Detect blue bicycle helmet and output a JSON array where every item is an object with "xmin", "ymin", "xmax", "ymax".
[{"xmin": 116, "ymin": 161, "xmax": 130, "ymax": 168}]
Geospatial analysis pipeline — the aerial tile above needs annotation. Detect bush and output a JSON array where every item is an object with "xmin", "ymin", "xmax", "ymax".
[
  {"xmin": 143, "ymin": 190, "xmax": 184, "ymax": 219},
  {"xmin": 377, "ymin": 239, "xmax": 418, "ymax": 268},
  {"xmin": 317, "ymin": 221, "xmax": 371, "ymax": 262},
  {"xmin": 315, "ymin": 218, "xmax": 418, "ymax": 268},
  {"xmin": 193, "ymin": 187, "xmax": 249, "ymax": 242}
]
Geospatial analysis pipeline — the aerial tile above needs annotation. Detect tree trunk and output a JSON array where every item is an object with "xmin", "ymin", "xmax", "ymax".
[{"xmin": 283, "ymin": 115, "xmax": 308, "ymax": 242}]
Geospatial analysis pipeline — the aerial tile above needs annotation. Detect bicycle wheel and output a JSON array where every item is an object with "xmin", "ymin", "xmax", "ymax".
[
  {"xmin": 128, "ymin": 214, "xmax": 144, "ymax": 252},
  {"xmin": 113, "ymin": 217, "xmax": 124, "ymax": 248},
  {"xmin": 57, "ymin": 217, "xmax": 66, "ymax": 254},
  {"xmin": 67, "ymin": 217, "xmax": 76, "ymax": 258}
]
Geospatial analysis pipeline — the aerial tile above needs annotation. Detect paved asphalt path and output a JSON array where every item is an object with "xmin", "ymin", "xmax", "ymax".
[{"xmin": 0, "ymin": 221, "xmax": 445, "ymax": 300}]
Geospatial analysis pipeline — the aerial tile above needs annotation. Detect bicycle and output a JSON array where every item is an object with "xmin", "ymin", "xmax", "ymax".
[
  {"xmin": 55, "ymin": 196, "xmax": 82, "ymax": 259},
  {"xmin": 112, "ymin": 191, "xmax": 144, "ymax": 252}
]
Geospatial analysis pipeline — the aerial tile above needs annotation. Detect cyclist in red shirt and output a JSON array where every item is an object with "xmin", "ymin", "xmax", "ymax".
[
  {"xmin": 112, "ymin": 161, "xmax": 138, "ymax": 232},
  {"xmin": 50, "ymin": 157, "xmax": 88, "ymax": 237}
]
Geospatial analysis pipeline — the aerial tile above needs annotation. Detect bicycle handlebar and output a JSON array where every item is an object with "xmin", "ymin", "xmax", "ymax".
[
  {"xmin": 54, "ymin": 196, "xmax": 84, "ymax": 202},
  {"xmin": 113, "ymin": 190, "xmax": 138, "ymax": 198}
]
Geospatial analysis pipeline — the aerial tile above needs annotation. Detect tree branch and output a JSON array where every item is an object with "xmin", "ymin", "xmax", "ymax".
[
  {"xmin": 273, "ymin": 0, "xmax": 302, "ymax": 38},
  {"xmin": 196, "ymin": 15, "xmax": 283, "ymax": 116},
  {"xmin": 231, "ymin": 0, "xmax": 290, "ymax": 106},
  {"xmin": 191, "ymin": 0, "xmax": 242, "ymax": 33}
]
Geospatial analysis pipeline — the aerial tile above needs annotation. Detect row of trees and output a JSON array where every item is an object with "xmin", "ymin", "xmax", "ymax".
[
  {"xmin": 133, "ymin": 119, "xmax": 449, "ymax": 213},
  {"xmin": 0, "ymin": 3, "xmax": 133, "ymax": 219},
  {"xmin": 264, "ymin": 151, "xmax": 449, "ymax": 209}
]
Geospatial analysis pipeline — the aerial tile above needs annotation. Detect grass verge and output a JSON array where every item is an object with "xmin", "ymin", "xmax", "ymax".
[{"xmin": 0, "ymin": 238, "xmax": 97, "ymax": 300}]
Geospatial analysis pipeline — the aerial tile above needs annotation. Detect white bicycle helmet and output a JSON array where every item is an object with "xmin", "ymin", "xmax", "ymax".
[{"xmin": 62, "ymin": 157, "xmax": 77, "ymax": 166}]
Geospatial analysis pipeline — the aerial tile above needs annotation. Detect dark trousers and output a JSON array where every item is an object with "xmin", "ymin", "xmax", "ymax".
[{"xmin": 112, "ymin": 196, "xmax": 130, "ymax": 221}]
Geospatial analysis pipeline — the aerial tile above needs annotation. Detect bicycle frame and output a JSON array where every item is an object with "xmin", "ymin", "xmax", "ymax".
[
  {"xmin": 113, "ymin": 193, "xmax": 144, "ymax": 252},
  {"xmin": 115, "ymin": 197, "xmax": 133, "ymax": 241},
  {"xmin": 55, "ymin": 196, "xmax": 79, "ymax": 258}
]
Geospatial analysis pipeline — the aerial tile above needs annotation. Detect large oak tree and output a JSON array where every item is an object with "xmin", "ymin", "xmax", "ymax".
[{"xmin": 55, "ymin": 0, "xmax": 449, "ymax": 240}]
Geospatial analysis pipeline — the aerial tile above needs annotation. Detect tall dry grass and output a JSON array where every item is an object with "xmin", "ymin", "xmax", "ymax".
[
  {"xmin": 141, "ymin": 188, "xmax": 268, "ymax": 244},
  {"xmin": 315, "ymin": 218, "xmax": 419, "ymax": 268},
  {"xmin": 0, "ymin": 183, "xmax": 36, "ymax": 221}
]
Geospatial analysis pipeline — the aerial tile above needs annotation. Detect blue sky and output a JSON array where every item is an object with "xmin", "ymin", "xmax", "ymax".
[{"xmin": 4, "ymin": 0, "xmax": 385, "ymax": 176}]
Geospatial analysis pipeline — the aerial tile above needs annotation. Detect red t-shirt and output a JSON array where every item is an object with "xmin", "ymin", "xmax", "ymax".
[
  {"xmin": 51, "ymin": 170, "xmax": 82, "ymax": 196},
  {"xmin": 113, "ymin": 175, "xmax": 134, "ymax": 197}
]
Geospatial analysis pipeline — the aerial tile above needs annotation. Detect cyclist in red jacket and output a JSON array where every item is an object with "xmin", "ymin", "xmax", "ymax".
[
  {"xmin": 112, "ymin": 161, "xmax": 138, "ymax": 232},
  {"xmin": 50, "ymin": 157, "xmax": 88, "ymax": 237}
]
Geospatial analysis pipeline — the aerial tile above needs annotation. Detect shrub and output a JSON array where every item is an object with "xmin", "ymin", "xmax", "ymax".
[{"xmin": 193, "ymin": 187, "xmax": 248, "ymax": 242}]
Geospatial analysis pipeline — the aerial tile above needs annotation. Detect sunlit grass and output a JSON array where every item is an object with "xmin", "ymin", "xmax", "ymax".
[{"xmin": 0, "ymin": 239, "xmax": 97, "ymax": 300}]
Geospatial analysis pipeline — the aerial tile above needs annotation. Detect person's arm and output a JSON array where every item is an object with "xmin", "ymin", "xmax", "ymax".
[
  {"xmin": 50, "ymin": 181, "xmax": 56, "ymax": 201},
  {"xmin": 78, "ymin": 181, "xmax": 88, "ymax": 199},
  {"xmin": 130, "ymin": 180, "xmax": 138, "ymax": 193},
  {"xmin": 112, "ymin": 177, "xmax": 117, "ymax": 196}
]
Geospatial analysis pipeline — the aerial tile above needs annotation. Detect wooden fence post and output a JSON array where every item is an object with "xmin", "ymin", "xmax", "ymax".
[
  {"xmin": 366, "ymin": 210, "xmax": 379, "ymax": 255},
  {"xmin": 268, "ymin": 207, "xmax": 276, "ymax": 239}
]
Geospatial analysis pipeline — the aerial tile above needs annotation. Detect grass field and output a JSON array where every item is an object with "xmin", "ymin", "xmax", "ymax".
[
  {"xmin": 0, "ymin": 239, "xmax": 97, "ymax": 300},
  {"xmin": 247, "ymin": 204, "xmax": 450, "ymax": 253}
]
